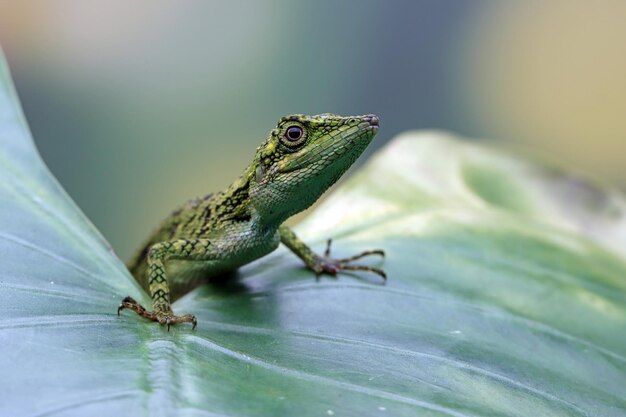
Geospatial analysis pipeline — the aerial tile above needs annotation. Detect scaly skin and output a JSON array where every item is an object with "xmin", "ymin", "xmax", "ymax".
[{"xmin": 119, "ymin": 113, "xmax": 385, "ymax": 329}]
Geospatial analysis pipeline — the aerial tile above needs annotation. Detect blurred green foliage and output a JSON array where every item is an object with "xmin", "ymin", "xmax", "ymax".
[
  {"xmin": 1, "ymin": 2, "xmax": 478, "ymax": 258},
  {"xmin": 3, "ymin": 48, "xmax": 625, "ymax": 412},
  {"xmin": 1, "ymin": 1, "xmax": 625, "ymax": 258}
]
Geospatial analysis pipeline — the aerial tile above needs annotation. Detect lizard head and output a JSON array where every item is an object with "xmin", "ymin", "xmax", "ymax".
[{"xmin": 250, "ymin": 113, "xmax": 379, "ymax": 222}]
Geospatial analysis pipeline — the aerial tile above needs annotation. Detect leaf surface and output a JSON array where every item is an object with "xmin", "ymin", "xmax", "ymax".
[{"xmin": 1, "ymin": 54, "xmax": 625, "ymax": 417}]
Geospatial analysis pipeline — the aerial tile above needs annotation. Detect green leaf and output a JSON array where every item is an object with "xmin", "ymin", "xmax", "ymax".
[{"xmin": 1, "ymin": 53, "xmax": 625, "ymax": 417}]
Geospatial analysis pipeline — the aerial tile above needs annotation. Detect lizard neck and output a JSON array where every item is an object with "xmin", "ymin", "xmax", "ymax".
[
  {"xmin": 248, "ymin": 166, "xmax": 330, "ymax": 228},
  {"xmin": 211, "ymin": 162, "xmax": 285, "ymax": 233},
  {"xmin": 240, "ymin": 161, "xmax": 294, "ymax": 229}
]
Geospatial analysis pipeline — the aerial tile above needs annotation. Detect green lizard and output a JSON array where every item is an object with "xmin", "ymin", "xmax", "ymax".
[{"xmin": 118, "ymin": 113, "xmax": 385, "ymax": 329}]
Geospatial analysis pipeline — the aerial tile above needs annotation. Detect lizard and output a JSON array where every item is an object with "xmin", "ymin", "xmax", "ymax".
[{"xmin": 118, "ymin": 113, "xmax": 385, "ymax": 329}]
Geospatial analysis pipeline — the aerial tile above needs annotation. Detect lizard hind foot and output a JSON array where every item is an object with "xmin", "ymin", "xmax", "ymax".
[{"xmin": 117, "ymin": 296, "xmax": 197, "ymax": 330}]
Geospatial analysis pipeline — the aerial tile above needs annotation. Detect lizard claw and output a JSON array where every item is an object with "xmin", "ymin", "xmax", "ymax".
[
  {"xmin": 314, "ymin": 240, "xmax": 386, "ymax": 282},
  {"xmin": 117, "ymin": 296, "xmax": 197, "ymax": 330}
]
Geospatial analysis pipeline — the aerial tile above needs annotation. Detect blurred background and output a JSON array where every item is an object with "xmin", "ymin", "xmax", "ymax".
[{"xmin": 0, "ymin": 1, "xmax": 625, "ymax": 260}]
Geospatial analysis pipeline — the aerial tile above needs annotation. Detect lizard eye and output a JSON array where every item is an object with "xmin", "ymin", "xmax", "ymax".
[
  {"xmin": 280, "ymin": 125, "xmax": 306, "ymax": 148},
  {"xmin": 285, "ymin": 126, "xmax": 303, "ymax": 142}
]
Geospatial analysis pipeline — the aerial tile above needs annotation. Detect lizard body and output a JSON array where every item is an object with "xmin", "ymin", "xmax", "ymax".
[{"xmin": 119, "ymin": 113, "xmax": 385, "ymax": 329}]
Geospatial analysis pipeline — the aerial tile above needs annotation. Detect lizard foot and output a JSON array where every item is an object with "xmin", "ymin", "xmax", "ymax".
[
  {"xmin": 313, "ymin": 239, "xmax": 386, "ymax": 282},
  {"xmin": 117, "ymin": 296, "xmax": 197, "ymax": 331}
]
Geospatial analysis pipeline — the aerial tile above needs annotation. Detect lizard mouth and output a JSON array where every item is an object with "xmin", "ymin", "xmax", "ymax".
[
  {"xmin": 363, "ymin": 114, "xmax": 379, "ymax": 129},
  {"xmin": 362, "ymin": 114, "xmax": 379, "ymax": 135},
  {"xmin": 365, "ymin": 114, "xmax": 379, "ymax": 127},
  {"xmin": 289, "ymin": 128, "xmax": 372, "ymax": 173}
]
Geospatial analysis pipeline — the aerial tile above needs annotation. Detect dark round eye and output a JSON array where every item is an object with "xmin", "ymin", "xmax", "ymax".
[{"xmin": 285, "ymin": 126, "xmax": 303, "ymax": 142}]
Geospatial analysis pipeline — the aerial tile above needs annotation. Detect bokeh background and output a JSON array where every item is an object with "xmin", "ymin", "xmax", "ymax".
[{"xmin": 0, "ymin": 1, "xmax": 625, "ymax": 260}]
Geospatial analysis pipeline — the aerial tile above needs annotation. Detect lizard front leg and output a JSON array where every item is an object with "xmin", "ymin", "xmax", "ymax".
[
  {"xmin": 118, "ymin": 238, "xmax": 212, "ymax": 330},
  {"xmin": 279, "ymin": 225, "xmax": 386, "ymax": 281}
]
